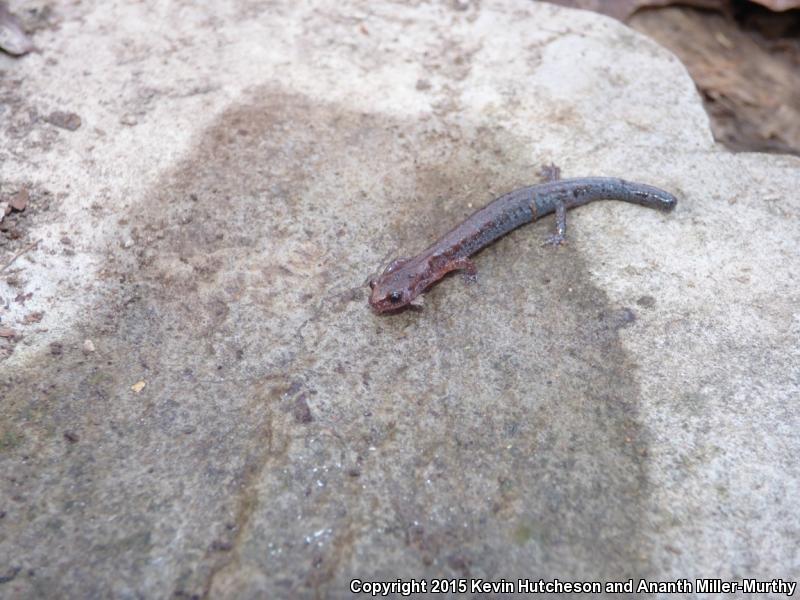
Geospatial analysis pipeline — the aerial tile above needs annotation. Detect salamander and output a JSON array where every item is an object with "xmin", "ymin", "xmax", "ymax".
[{"xmin": 367, "ymin": 165, "xmax": 677, "ymax": 314}]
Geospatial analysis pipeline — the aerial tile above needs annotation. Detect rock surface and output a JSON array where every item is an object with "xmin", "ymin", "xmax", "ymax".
[{"xmin": 1, "ymin": 1, "xmax": 798, "ymax": 598}]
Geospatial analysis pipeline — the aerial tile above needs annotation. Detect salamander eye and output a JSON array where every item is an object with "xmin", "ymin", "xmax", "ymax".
[
  {"xmin": 388, "ymin": 291, "xmax": 403, "ymax": 304},
  {"xmin": 368, "ymin": 280, "xmax": 376, "ymax": 289}
]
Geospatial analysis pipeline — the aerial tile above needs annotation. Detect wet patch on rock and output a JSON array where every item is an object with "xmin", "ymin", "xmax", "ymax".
[{"xmin": 0, "ymin": 87, "xmax": 653, "ymax": 598}]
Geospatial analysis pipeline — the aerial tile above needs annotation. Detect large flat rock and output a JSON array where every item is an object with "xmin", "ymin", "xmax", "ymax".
[{"xmin": 1, "ymin": 1, "xmax": 798, "ymax": 598}]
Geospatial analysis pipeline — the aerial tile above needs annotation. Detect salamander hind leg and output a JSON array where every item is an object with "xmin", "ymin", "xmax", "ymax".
[
  {"xmin": 539, "ymin": 163, "xmax": 562, "ymax": 182},
  {"xmin": 542, "ymin": 199, "xmax": 568, "ymax": 247}
]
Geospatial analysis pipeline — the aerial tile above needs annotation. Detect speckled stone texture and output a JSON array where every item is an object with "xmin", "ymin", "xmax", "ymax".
[{"xmin": 1, "ymin": 1, "xmax": 798, "ymax": 598}]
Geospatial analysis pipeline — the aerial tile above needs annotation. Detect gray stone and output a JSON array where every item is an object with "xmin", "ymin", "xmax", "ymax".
[{"xmin": 1, "ymin": 1, "xmax": 798, "ymax": 598}]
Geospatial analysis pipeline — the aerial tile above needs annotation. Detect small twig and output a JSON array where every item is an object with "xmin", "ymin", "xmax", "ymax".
[{"xmin": 0, "ymin": 239, "xmax": 41, "ymax": 274}]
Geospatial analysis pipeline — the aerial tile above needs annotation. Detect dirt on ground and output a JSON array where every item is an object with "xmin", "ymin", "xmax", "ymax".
[{"xmin": 547, "ymin": 0, "xmax": 800, "ymax": 155}]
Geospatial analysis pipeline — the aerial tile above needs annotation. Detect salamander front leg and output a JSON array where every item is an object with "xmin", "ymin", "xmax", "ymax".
[
  {"xmin": 542, "ymin": 199, "xmax": 567, "ymax": 247},
  {"xmin": 451, "ymin": 257, "xmax": 477, "ymax": 283}
]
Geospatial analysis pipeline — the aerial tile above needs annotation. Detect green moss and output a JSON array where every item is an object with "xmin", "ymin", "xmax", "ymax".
[
  {"xmin": 87, "ymin": 370, "xmax": 115, "ymax": 388},
  {"xmin": 513, "ymin": 522, "xmax": 534, "ymax": 545},
  {"xmin": 0, "ymin": 428, "xmax": 23, "ymax": 452}
]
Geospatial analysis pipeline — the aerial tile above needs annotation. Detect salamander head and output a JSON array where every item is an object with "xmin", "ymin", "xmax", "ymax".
[{"xmin": 367, "ymin": 257, "xmax": 421, "ymax": 314}]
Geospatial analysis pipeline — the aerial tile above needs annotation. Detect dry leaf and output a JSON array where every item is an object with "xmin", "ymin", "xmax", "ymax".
[
  {"xmin": 632, "ymin": 7, "xmax": 800, "ymax": 154},
  {"xmin": 0, "ymin": 327, "xmax": 18, "ymax": 338},
  {"xmin": 543, "ymin": 0, "xmax": 725, "ymax": 21},
  {"xmin": 750, "ymin": 0, "xmax": 800, "ymax": 10},
  {"xmin": 131, "ymin": 380, "xmax": 146, "ymax": 393}
]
